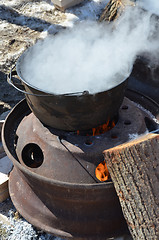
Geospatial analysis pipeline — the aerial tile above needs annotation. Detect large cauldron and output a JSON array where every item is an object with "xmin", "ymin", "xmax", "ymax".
[{"xmin": 8, "ymin": 45, "xmax": 129, "ymax": 131}]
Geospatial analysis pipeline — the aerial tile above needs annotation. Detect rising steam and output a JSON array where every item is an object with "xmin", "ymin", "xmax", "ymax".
[{"xmin": 21, "ymin": 4, "xmax": 159, "ymax": 94}]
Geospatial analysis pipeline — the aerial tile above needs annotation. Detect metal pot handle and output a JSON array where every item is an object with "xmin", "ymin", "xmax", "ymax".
[
  {"xmin": 8, "ymin": 65, "xmax": 89, "ymax": 97},
  {"xmin": 7, "ymin": 65, "xmax": 27, "ymax": 94},
  {"xmin": 7, "ymin": 65, "xmax": 39, "ymax": 96}
]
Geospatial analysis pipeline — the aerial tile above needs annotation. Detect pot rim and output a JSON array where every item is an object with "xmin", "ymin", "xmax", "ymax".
[{"xmin": 16, "ymin": 46, "xmax": 131, "ymax": 96}]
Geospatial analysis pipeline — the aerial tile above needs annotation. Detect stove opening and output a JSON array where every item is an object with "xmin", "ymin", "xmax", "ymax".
[
  {"xmin": 22, "ymin": 143, "xmax": 44, "ymax": 168},
  {"xmin": 76, "ymin": 115, "xmax": 118, "ymax": 136},
  {"xmin": 95, "ymin": 161, "xmax": 110, "ymax": 182},
  {"xmin": 84, "ymin": 139, "xmax": 93, "ymax": 146}
]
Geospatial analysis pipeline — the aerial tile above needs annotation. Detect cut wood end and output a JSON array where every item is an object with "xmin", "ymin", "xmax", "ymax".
[{"xmin": 103, "ymin": 133, "xmax": 159, "ymax": 155}]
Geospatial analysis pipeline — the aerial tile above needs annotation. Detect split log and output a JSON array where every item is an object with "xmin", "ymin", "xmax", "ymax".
[
  {"xmin": 103, "ymin": 133, "xmax": 159, "ymax": 239},
  {"xmin": 99, "ymin": 0, "xmax": 136, "ymax": 22}
]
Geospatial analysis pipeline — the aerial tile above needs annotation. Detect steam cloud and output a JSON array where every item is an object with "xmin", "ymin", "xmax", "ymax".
[
  {"xmin": 139, "ymin": 0, "xmax": 159, "ymax": 15},
  {"xmin": 21, "ymin": 3, "xmax": 159, "ymax": 94}
]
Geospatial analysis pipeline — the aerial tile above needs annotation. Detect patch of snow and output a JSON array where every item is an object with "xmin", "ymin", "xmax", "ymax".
[
  {"xmin": 63, "ymin": 0, "xmax": 108, "ymax": 27},
  {"xmin": 66, "ymin": 0, "xmax": 109, "ymax": 20},
  {"xmin": 128, "ymin": 133, "xmax": 143, "ymax": 141},
  {"xmin": 0, "ymin": 156, "xmax": 13, "ymax": 175},
  {"xmin": 61, "ymin": 13, "xmax": 78, "ymax": 27},
  {"xmin": 47, "ymin": 24, "xmax": 67, "ymax": 34}
]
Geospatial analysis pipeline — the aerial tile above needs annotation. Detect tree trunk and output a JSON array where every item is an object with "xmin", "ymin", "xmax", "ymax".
[
  {"xmin": 103, "ymin": 133, "xmax": 159, "ymax": 239},
  {"xmin": 99, "ymin": 0, "xmax": 136, "ymax": 22}
]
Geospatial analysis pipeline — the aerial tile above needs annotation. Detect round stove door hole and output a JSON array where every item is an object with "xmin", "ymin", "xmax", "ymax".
[
  {"xmin": 22, "ymin": 143, "xmax": 44, "ymax": 168},
  {"xmin": 84, "ymin": 139, "xmax": 93, "ymax": 146}
]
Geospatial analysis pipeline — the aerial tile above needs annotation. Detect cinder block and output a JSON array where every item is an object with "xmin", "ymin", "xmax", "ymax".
[{"xmin": 52, "ymin": 0, "xmax": 84, "ymax": 11}]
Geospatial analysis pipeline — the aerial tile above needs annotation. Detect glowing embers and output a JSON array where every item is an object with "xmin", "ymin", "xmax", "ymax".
[
  {"xmin": 95, "ymin": 161, "xmax": 110, "ymax": 182},
  {"xmin": 77, "ymin": 117, "xmax": 117, "ymax": 136}
]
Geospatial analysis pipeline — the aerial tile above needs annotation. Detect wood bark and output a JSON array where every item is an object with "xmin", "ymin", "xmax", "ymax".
[
  {"xmin": 99, "ymin": 0, "xmax": 136, "ymax": 22},
  {"xmin": 103, "ymin": 133, "xmax": 159, "ymax": 240}
]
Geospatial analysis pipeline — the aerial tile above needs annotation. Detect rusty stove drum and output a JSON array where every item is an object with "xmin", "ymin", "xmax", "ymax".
[{"xmin": 3, "ymin": 89, "xmax": 159, "ymax": 239}]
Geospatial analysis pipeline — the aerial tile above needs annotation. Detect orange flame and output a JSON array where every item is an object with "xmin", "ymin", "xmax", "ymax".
[
  {"xmin": 95, "ymin": 161, "xmax": 110, "ymax": 182},
  {"xmin": 77, "ymin": 120, "xmax": 116, "ymax": 136},
  {"xmin": 92, "ymin": 120, "xmax": 115, "ymax": 136}
]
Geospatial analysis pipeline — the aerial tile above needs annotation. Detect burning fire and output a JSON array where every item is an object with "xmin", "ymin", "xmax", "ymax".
[
  {"xmin": 92, "ymin": 120, "xmax": 115, "ymax": 136},
  {"xmin": 95, "ymin": 161, "xmax": 110, "ymax": 182},
  {"xmin": 77, "ymin": 119, "xmax": 116, "ymax": 136}
]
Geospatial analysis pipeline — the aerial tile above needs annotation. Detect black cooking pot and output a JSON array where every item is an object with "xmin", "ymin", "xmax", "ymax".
[{"xmin": 8, "ymin": 47, "xmax": 129, "ymax": 131}]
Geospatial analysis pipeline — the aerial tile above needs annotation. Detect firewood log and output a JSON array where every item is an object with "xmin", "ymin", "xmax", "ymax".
[
  {"xmin": 103, "ymin": 133, "xmax": 159, "ymax": 239},
  {"xmin": 99, "ymin": 0, "xmax": 136, "ymax": 22}
]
